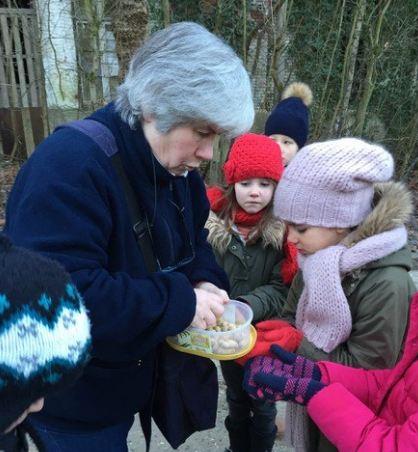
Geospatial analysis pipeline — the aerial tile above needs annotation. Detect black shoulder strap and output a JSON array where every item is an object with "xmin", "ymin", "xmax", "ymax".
[
  {"xmin": 62, "ymin": 119, "xmax": 157, "ymax": 273},
  {"xmin": 62, "ymin": 119, "xmax": 156, "ymax": 452}
]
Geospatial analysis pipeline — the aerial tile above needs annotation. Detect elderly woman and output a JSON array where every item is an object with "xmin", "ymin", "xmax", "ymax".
[{"xmin": 3, "ymin": 22, "xmax": 254, "ymax": 451}]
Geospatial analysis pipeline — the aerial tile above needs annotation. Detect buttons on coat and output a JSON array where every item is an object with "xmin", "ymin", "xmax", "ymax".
[{"xmin": 137, "ymin": 360, "xmax": 142, "ymax": 366}]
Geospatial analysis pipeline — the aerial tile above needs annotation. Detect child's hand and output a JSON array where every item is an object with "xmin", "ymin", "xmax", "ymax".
[
  {"xmin": 243, "ymin": 355, "xmax": 287, "ymax": 400},
  {"xmin": 256, "ymin": 321, "xmax": 304, "ymax": 353},
  {"xmin": 235, "ymin": 321, "xmax": 304, "ymax": 365},
  {"xmin": 243, "ymin": 351, "xmax": 325, "ymax": 405},
  {"xmin": 255, "ymin": 319, "xmax": 294, "ymax": 333},
  {"xmin": 253, "ymin": 372, "xmax": 326, "ymax": 405},
  {"xmin": 269, "ymin": 344, "xmax": 322, "ymax": 381},
  {"xmin": 235, "ymin": 338, "xmax": 272, "ymax": 366}
]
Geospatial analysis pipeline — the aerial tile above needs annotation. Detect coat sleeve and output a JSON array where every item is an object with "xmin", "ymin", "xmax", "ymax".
[
  {"xmin": 318, "ymin": 361, "xmax": 392, "ymax": 407},
  {"xmin": 4, "ymin": 151, "xmax": 196, "ymax": 363},
  {"xmin": 278, "ymin": 270, "xmax": 302, "ymax": 325},
  {"xmin": 307, "ymin": 383, "xmax": 418, "ymax": 452},
  {"xmin": 238, "ymin": 256, "xmax": 289, "ymax": 322},
  {"xmin": 182, "ymin": 174, "xmax": 229, "ymax": 291},
  {"xmin": 297, "ymin": 271, "xmax": 410, "ymax": 368}
]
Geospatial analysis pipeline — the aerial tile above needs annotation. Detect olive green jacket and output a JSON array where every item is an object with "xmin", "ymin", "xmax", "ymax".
[
  {"xmin": 205, "ymin": 211, "xmax": 288, "ymax": 322},
  {"xmin": 281, "ymin": 182, "xmax": 416, "ymax": 451}
]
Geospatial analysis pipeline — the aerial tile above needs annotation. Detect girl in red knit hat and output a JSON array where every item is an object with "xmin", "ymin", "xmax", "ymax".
[{"xmin": 206, "ymin": 133, "xmax": 297, "ymax": 452}]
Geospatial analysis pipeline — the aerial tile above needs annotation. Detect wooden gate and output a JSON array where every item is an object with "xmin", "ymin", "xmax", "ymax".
[{"xmin": 0, "ymin": 7, "xmax": 46, "ymax": 158}]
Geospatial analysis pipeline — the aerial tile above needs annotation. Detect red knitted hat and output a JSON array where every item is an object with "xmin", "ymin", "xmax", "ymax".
[{"xmin": 223, "ymin": 133, "xmax": 284, "ymax": 185}]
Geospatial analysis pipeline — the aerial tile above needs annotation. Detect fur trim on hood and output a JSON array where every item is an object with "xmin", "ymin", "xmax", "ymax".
[
  {"xmin": 206, "ymin": 210, "xmax": 286, "ymax": 255},
  {"xmin": 342, "ymin": 181, "xmax": 413, "ymax": 247}
]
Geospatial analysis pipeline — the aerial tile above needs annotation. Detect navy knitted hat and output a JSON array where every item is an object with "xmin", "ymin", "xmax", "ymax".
[
  {"xmin": 0, "ymin": 235, "xmax": 91, "ymax": 432},
  {"xmin": 264, "ymin": 82, "xmax": 313, "ymax": 149}
]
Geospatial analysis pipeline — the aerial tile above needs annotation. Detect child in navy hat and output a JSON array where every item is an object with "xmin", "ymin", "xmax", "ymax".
[
  {"xmin": 0, "ymin": 234, "xmax": 91, "ymax": 451},
  {"xmin": 265, "ymin": 82, "xmax": 313, "ymax": 166}
]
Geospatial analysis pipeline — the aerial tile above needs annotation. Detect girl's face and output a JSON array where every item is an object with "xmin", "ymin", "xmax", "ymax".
[
  {"xmin": 287, "ymin": 224, "xmax": 350, "ymax": 255},
  {"xmin": 269, "ymin": 134, "xmax": 299, "ymax": 166},
  {"xmin": 234, "ymin": 178, "xmax": 275, "ymax": 214}
]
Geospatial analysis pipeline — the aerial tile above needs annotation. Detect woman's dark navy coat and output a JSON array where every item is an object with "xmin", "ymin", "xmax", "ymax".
[{"xmin": 4, "ymin": 104, "xmax": 228, "ymax": 441}]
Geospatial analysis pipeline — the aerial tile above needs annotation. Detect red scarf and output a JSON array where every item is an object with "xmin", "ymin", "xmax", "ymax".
[{"xmin": 233, "ymin": 206, "xmax": 265, "ymax": 228}]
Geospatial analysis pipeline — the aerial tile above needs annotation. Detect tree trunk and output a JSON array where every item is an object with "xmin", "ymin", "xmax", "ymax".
[
  {"xmin": 353, "ymin": 0, "xmax": 392, "ymax": 136},
  {"xmin": 314, "ymin": 0, "xmax": 346, "ymax": 138},
  {"xmin": 398, "ymin": 88, "xmax": 418, "ymax": 179},
  {"xmin": 337, "ymin": 0, "xmax": 366, "ymax": 134},
  {"xmin": 328, "ymin": 0, "xmax": 366, "ymax": 136},
  {"xmin": 110, "ymin": 0, "xmax": 149, "ymax": 81},
  {"xmin": 265, "ymin": 0, "xmax": 288, "ymax": 109},
  {"xmin": 82, "ymin": 0, "xmax": 105, "ymax": 108},
  {"xmin": 246, "ymin": 0, "xmax": 270, "ymax": 110}
]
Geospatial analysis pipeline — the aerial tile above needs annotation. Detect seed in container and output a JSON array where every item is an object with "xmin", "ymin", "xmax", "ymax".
[{"xmin": 206, "ymin": 320, "xmax": 237, "ymax": 332}]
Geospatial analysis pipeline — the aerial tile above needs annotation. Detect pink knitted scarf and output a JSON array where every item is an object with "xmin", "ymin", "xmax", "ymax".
[{"xmin": 286, "ymin": 225, "xmax": 408, "ymax": 451}]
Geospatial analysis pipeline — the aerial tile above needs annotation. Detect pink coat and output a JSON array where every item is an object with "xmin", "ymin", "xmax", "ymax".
[{"xmin": 307, "ymin": 291, "xmax": 418, "ymax": 451}]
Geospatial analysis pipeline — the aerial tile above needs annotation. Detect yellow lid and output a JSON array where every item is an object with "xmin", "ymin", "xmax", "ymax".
[{"xmin": 166, "ymin": 325, "xmax": 257, "ymax": 361}]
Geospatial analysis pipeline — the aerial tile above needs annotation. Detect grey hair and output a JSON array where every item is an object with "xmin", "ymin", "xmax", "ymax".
[{"xmin": 115, "ymin": 22, "xmax": 254, "ymax": 137}]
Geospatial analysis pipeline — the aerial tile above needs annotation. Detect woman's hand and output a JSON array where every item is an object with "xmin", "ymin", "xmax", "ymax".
[
  {"xmin": 191, "ymin": 286, "xmax": 228, "ymax": 329},
  {"xmin": 194, "ymin": 281, "xmax": 229, "ymax": 302}
]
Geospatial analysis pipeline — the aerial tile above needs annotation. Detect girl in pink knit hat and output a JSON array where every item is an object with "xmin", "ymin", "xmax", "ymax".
[
  {"xmin": 243, "ymin": 137, "xmax": 416, "ymax": 452},
  {"xmin": 205, "ymin": 133, "xmax": 297, "ymax": 452}
]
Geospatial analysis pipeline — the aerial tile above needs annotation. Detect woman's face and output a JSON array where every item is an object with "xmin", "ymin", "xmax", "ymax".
[
  {"xmin": 143, "ymin": 119, "xmax": 218, "ymax": 175},
  {"xmin": 234, "ymin": 178, "xmax": 275, "ymax": 214},
  {"xmin": 269, "ymin": 134, "xmax": 299, "ymax": 166},
  {"xmin": 4, "ymin": 398, "xmax": 44, "ymax": 434},
  {"xmin": 287, "ymin": 224, "xmax": 350, "ymax": 255}
]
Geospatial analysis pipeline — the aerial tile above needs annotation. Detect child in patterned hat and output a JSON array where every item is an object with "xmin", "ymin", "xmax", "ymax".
[
  {"xmin": 265, "ymin": 82, "xmax": 313, "ymax": 166},
  {"xmin": 205, "ymin": 133, "xmax": 297, "ymax": 452},
  {"xmin": 0, "ymin": 234, "xmax": 91, "ymax": 451}
]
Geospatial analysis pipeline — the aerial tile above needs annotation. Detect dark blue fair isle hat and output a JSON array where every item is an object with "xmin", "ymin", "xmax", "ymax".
[
  {"xmin": 264, "ymin": 82, "xmax": 313, "ymax": 149},
  {"xmin": 0, "ymin": 235, "xmax": 91, "ymax": 432}
]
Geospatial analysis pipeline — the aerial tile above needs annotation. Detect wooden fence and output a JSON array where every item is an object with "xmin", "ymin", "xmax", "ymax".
[{"xmin": 0, "ymin": 7, "xmax": 47, "ymax": 158}]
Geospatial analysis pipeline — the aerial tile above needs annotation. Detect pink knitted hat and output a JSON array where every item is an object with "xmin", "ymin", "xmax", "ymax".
[{"xmin": 274, "ymin": 138, "xmax": 394, "ymax": 227}]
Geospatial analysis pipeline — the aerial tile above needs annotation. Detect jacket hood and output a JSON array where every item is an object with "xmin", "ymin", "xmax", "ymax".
[
  {"xmin": 342, "ymin": 181, "xmax": 413, "ymax": 246},
  {"xmin": 342, "ymin": 181, "xmax": 413, "ymax": 271},
  {"xmin": 206, "ymin": 210, "xmax": 286, "ymax": 254}
]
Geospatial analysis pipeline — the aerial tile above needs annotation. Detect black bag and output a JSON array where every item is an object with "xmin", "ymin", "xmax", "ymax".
[
  {"xmin": 65, "ymin": 119, "xmax": 218, "ymax": 450},
  {"xmin": 152, "ymin": 343, "xmax": 218, "ymax": 449}
]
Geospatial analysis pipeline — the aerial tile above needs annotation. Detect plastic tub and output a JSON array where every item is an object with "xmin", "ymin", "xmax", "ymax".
[{"xmin": 166, "ymin": 299, "xmax": 256, "ymax": 360}]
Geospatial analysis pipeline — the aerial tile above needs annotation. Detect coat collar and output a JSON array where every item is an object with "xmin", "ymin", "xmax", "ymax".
[
  {"xmin": 88, "ymin": 103, "xmax": 189, "ymax": 191},
  {"xmin": 206, "ymin": 210, "xmax": 286, "ymax": 254},
  {"xmin": 342, "ymin": 181, "xmax": 413, "ymax": 248}
]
